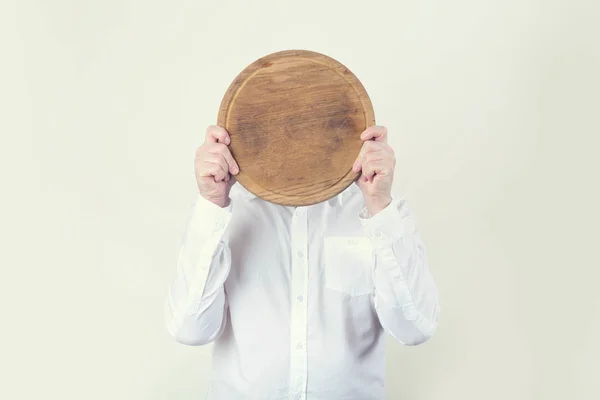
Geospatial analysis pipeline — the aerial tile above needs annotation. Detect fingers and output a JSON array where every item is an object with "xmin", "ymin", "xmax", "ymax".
[
  {"xmin": 195, "ymin": 138, "xmax": 239, "ymax": 183},
  {"xmin": 352, "ymin": 140, "xmax": 392, "ymax": 172},
  {"xmin": 353, "ymin": 126, "xmax": 390, "ymax": 173},
  {"xmin": 203, "ymin": 153, "xmax": 230, "ymax": 180},
  {"xmin": 206, "ymin": 143, "xmax": 239, "ymax": 175},
  {"xmin": 203, "ymin": 126, "xmax": 238, "ymax": 174},
  {"xmin": 205, "ymin": 125, "xmax": 231, "ymax": 144},
  {"xmin": 360, "ymin": 125, "xmax": 388, "ymax": 142},
  {"xmin": 361, "ymin": 160, "xmax": 388, "ymax": 182},
  {"xmin": 199, "ymin": 161, "xmax": 228, "ymax": 181}
]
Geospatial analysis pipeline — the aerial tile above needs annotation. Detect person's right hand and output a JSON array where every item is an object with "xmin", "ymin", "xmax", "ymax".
[{"xmin": 195, "ymin": 125, "xmax": 239, "ymax": 208}]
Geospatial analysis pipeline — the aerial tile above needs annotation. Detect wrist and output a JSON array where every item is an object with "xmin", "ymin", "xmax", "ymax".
[
  {"xmin": 364, "ymin": 195, "xmax": 392, "ymax": 216},
  {"xmin": 206, "ymin": 196, "xmax": 231, "ymax": 209}
]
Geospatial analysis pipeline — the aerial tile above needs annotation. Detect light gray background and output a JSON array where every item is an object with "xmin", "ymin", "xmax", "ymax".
[{"xmin": 2, "ymin": 0, "xmax": 599, "ymax": 399}]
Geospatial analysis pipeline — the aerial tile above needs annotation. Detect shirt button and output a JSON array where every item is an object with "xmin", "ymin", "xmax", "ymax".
[
  {"xmin": 294, "ymin": 394, "xmax": 301, "ymax": 400},
  {"xmin": 297, "ymin": 295, "xmax": 303, "ymax": 302},
  {"xmin": 374, "ymin": 231, "xmax": 382, "ymax": 238},
  {"xmin": 215, "ymin": 221, "xmax": 224, "ymax": 229},
  {"xmin": 295, "ymin": 209, "xmax": 302, "ymax": 216},
  {"xmin": 297, "ymin": 250, "xmax": 304, "ymax": 258},
  {"xmin": 296, "ymin": 342, "xmax": 303, "ymax": 349}
]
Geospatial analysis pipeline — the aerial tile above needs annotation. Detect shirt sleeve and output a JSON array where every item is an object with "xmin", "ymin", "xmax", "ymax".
[
  {"xmin": 164, "ymin": 194, "xmax": 233, "ymax": 346},
  {"xmin": 360, "ymin": 198, "xmax": 440, "ymax": 346}
]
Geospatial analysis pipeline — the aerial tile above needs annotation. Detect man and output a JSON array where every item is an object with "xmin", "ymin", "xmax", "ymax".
[{"xmin": 164, "ymin": 125, "xmax": 440, "ymax": 399}]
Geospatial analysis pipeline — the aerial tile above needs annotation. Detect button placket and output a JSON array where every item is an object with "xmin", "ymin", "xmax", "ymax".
[{"xmin": 289, "ymin": 206, "xmax": 308, "ymax": 399}]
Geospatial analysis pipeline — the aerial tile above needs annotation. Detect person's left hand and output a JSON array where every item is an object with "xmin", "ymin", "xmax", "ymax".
[{"xmin": 352, "ymin": 125, "xmax": 395, "ymax": 216}]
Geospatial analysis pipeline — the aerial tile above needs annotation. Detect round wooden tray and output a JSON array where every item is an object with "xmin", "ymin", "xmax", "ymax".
[{"xmin": 217, "ymin": 49, "xmax": 375, "ymax": 206}]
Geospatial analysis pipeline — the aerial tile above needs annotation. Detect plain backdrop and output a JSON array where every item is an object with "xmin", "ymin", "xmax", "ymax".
[{"xmin": 2, "ymin": 0, "xmax": 599, "ymax": 399}]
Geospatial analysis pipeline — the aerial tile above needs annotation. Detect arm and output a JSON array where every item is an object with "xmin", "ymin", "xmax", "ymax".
[
  {"xmin": 361, "ymin": 198, "xmax": 440, "ymax": 345},
  {"xmin": 164, "ymin": 195, "xmax": 233, "ymax": 346},
  {"xmin": 165, "ymin": 125, "xmax": 239, "ymax": 346},
  {"xmin": 353, "ymin": 125, "xmax": 440, "ymax": 345}
]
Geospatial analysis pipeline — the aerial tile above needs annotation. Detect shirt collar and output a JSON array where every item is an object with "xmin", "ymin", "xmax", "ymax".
[{"xmin": 232, "ymin": 182, "xmax": 359, "ymax": 207}]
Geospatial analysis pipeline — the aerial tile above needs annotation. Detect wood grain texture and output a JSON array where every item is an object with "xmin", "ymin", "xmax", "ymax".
[{"xmin": 217, "ymin": 49, "xmax": 375, "ymax": 206}]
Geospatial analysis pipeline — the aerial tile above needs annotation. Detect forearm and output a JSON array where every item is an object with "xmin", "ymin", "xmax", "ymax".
[
  {"xmin": 164, "ymin": 195, "xmax": 233, "ymax": 345},
  {"xmin": 362, "ymin": 198, "xmax": 440, "ymax": 345}
]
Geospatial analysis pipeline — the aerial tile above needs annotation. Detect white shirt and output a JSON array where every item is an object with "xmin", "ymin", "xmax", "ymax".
[{"xmin": 164, "ymin": 183, "xmax": 440, "ymax": 400}]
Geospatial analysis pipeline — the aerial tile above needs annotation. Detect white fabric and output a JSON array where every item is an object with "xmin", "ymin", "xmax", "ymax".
[{"xmin": 164, "ymin": 183, "xmax": 440, "ymax": 400}]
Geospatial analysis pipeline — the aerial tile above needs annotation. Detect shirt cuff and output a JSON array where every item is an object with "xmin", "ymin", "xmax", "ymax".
[
  {"xmin": 359, "ymin": 198, "xmax": 415, "ymax": 249},
  {"xmin": 191, "ymin": 194, "xmax": 233, "ymax": 232}
]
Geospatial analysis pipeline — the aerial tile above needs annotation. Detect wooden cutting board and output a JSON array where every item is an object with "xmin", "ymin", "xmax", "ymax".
[{"xmin": 217, "ymin": 49, "xmax": 375, "ymax": 206}]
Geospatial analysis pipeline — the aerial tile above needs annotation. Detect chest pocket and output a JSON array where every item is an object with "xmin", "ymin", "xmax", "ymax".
[{"xmin": 323, "ymin": 236, "xmax": 374, "ymax": 297}]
